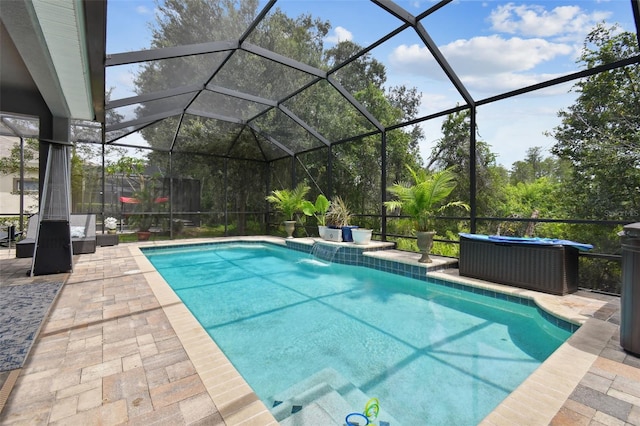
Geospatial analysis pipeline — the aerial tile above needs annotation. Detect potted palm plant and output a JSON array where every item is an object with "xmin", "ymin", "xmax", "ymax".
[
  {"xmin": 266, "ymin": 183, "xmax": 310, "ymax": 238},
  {"xmin": 302, "ymin": 194, "xmax": 330, "ymax": 238},
  {"xmin": 385, "ymin": 166, "xmax": 469, "ymax": 263}
]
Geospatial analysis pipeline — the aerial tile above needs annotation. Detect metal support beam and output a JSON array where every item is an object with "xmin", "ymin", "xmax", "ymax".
[
  {"xmin": 381, "ymin": 131, "xmax": 388, "ymax": 241},
  {"xmin": 106, "ymin": 41, "xmax": 238, "ymax": 66},
  {"xmin": 224, "ymin": 158, "xmax": 228, "ymax": 236},
  {"xmin": 414, "ymin": 22, "xmax": 474, "ymax": 106},
  {"xmin": 241, "ymin": 42, "xmax": 327, "ymax": 79},
  {"xmin": 239, "ymin": 0, "xmax": 277, "ymax": 43},
  {"xmin": 291, "ymin": 155, "xmax": 296, "ymax": 187},
  {"xmin": 327, "ymin": 76, "xmax": 385, "ymax": 131},
  {"xmin": 279, "ymin": 105, "xmax": 330, "ymax": 146},
  {"xmin": 84, "ymin": 0, "xmax": 106, "ymax": 123},
  {"xmin": 372, "ymin": 0, "xmax": 416, "ymax": 25},
  {"xmin": 169, "ymin": 151, "xmax": 173, "ymax": 239},
  {"xmin": 168, "ymin": 113, "xmax": 185, "ymax": 153},
  {"xmin": 477, "ymin": 56, "xmax": 640, "ymax": 106},
  {"xmin": 185, "ymin": 109, "xmax": 244, "ymax": 125},
  {"xmin": 328, "ymin": 144, "xmax": 333, "ymax": 198},
  {"xmin": 205, "ymin": 84, "xmax": 278, "ymax": 107},
  {"xmin": 106, "ymin": 85, "xmax": 202, "ymax": 110},
  {"xmin": 19, "ymin": 137, "xmax": 25, "ymax": 232},
  {"xmin": 633, "ymin": 0, "xmax": 640, "ymax": 49},
  {"xmin": 247, "ymin": 123, "xmax": 295, "ymax": 156},
  {"xmin": 469, "ymin": 105, "xmax": 477, "ymax": 233},
  {"xmin": 107, "ymin": 108, "xmax": 184, "ymax": 132}
]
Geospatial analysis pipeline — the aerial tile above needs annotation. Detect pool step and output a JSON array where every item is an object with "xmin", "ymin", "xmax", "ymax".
[
  {"xmin": 272, "ymin": 382, "xmax": 346, "ymax": 425},
  {"xmin": 268, "ymin": 368, "xmax": 397, "ymax": 425}
]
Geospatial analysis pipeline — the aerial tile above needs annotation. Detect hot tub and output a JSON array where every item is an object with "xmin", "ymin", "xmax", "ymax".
[{"xmin": 458, "ymin": 233, "xmax": 593, "ymax": 295}]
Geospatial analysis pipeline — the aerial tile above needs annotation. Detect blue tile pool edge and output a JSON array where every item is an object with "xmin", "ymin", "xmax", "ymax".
[{"xmin": 141, "ymin": 239, "xmax": 579, "ymax": 334}]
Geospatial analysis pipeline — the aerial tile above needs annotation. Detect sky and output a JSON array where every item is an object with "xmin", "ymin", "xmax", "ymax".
[{"xmin": 105, "ymin": 0, "xmax": 636, "ymax": 168}]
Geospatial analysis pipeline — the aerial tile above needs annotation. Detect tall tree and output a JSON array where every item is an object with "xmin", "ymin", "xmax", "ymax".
[
  {"xmin": 0, "ymin": 138, "xmax": 38, "ymax": 176},
  {"xmin": 427, "ymin": 109, "xmax": 501, "ymax": 217},
  {"xmin": 550, "ymin": 24, "xmax": 640, "ymax": 220},
  {"xmin": 509, "ymin": 147, "xmax": 568, "ymax": 185}
]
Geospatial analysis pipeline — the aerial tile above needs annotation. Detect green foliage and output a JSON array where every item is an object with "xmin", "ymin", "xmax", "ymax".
[
  {"xmin": 385, "ymin": 166, "xmax": 470, "ymax": 232},
  {"xmin": 394, "ymin": 237, "xmax": 418, "ymax": 253},
  {"xmin": 493, "ymin": 177, "xmax": 560, "ymax": 236},
  {"xmin": 432, "ymin": 233, "xmax": 461, "ymax": 258},
  {"xmin": 579, "ymin": 257, "xmax": 622, "ymax": 294},
  {"xmin": 509, "ymin": 147, "xmax": 569, "ymax": 185},
  {"xmin": 427, "ymin": 109, "xmax": 504, "ymax": 219},
  {"xmin": 302, "ymin": 194, "xmax": 330, "ymax": 226},
  {"xmin": 129, "ymin": 176, "xmax": 167, "ymax": 232},
  {"xmin": 0, "ymin": 138, "xmax": 39, "ymax": 175},
  {"xmin": 133, "ymin": 0, "xmax": 425, "ymax": 228},
  {"xmin": 104, "ymin": 156, "xmax": 168, "ymax": 232},
  {"xmin": 106, "ymin": 156, "xmax": 145, "ymax": 176},
  {"xmin": 325, "ymin": 196, "xmax": 352, "ymax": 227},
  {"xmin": 549, "ymin": 24, "xmax": 640, "ymax": 222},
  {"xmin": 265, "ymin": 183, "xmax": 310, "ymax": 221}
]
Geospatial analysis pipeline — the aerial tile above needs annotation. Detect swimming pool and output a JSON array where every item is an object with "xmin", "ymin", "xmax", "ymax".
[{"xmin": 144, "ymin": 241, "xmax": 574, "ymax": 425}]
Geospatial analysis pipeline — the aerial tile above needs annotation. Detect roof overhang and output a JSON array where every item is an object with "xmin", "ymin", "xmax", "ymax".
[{"xmin": 0, "ymin": 0, "xmax": 105, "ymax": 130}]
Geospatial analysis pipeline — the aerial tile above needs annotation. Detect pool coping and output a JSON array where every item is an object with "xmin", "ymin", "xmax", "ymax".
[{"xmin": 130, "ymin": 236, "xmax": 612, "ymax": 425}]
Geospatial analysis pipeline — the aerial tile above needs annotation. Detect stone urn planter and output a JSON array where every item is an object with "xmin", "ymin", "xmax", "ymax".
[
  {"xmin": 416, "ymin": 231, "xmax": 436, "ymax": 263},
  {"xmin": 284, "ymin": 220, "xmax": 296, "ymax": 239}
]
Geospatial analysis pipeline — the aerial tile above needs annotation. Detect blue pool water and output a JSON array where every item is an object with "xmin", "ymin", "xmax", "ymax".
[{"xmin": 144, "ymin": 242, "xmax": 573, "ymax": 425}]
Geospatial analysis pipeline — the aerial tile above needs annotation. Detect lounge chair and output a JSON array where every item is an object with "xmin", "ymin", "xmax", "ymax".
[
  {"xmin": 0, "ymin": 225, "xmax": 23, "ymax": 247},
  {"xmin": 16, "ymin": 214, "xmax": 97, "ymax": 258}
]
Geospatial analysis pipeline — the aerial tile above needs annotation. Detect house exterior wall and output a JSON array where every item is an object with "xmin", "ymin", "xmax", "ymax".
[{"xmin": 0, "ymin": 136, "xmax": 39, "ymax": 218}]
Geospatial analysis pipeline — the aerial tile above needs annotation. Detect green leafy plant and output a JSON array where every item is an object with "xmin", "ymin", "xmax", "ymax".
[
  {"xmin": 302, "ymin": 194, "xmax": 330, "ymax": 226},
  {"xmin": 129, "ymin": 176, "xmax": 163, "ymax": 232},
  {"xmin": 385, "ymin": 166, "xmax": 470, "ymax": 232},
  {"xmin": 265, "ymin": 183, "xmax": 310, "ymax": 221},
  {"xmin": 325, "ymin": 196, "xmax": 352, "ymax": 227}
]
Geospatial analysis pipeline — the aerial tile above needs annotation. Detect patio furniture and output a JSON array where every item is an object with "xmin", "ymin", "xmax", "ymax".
[
  {"xmin": 96, "ymin": 233, "xmax": 119, "ymax": 247},
  {"xmin": 16, "ymin": 214, "xmax": 97, "ymax": 258},
  {"xmin": 458, "ymin": 233, "xmax": 592, "ymax": 295},
  {"xmin": 0, "ymin": 225, "xmax": 23, "ymax": 247}
]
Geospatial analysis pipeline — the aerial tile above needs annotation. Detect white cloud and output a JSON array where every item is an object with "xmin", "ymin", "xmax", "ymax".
[
  {"xmin": 417, "ymin": 91, "xmax": 455, "ymax": 114},
  {"xmin": 489, "ymin": 3, "xmax": 611, "ymax": 40},
  {"xmin": 440, "ymin": 36, "xmax": 572, "ymax": 73},
  {"xmin": 325, "ymin": 26, "xmax": 353, "ymax": 44},
  {"xmin": 136, "ymin": 5, "xmax": 152, "ymax": 15},
  {"xmin": 460, "ymin": 72, "xmax": 570, "ymax": 93},
  {"xmin": 106, "ymin": 68, "xmax": 137, "ymax": 100},
  {"xmin": 388, "ymin": 36, "xmax": 572, "ymax": 92}
]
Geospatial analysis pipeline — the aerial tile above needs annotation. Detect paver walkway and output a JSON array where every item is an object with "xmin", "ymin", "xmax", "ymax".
[
  {"xmin": 0, "ymin": 238, "xmax": 638, "ymax": 425},
  {"xmin": 1, "ymin": 244, "xmax": 224, "ymax": 425}
]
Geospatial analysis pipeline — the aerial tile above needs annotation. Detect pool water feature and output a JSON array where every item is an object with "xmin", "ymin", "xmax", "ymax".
[
  {"xmin": 308, "ymin": 241, "xmax": 340, "ymax": 264},
  {"xmin": 144, "ymin": 242, "xmax": 574, "ymax": 425}
]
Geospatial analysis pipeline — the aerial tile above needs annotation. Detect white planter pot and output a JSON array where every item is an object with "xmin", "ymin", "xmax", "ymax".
[
  {"xmin": 351, "ymin": 228, "xmax": 372, "ymax": 245},
  {"xmin": 318, "ymin": 225, "xmax": 328, "ymax": 238},
  {"xmin": 323, "ymin": 227, "xmax": 342, "ymax": 242}
]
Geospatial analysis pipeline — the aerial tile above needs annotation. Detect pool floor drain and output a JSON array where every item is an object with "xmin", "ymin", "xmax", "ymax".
[{"xmin": 291, "ymin": 405, "xmax": 302, "ymax": 413}]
